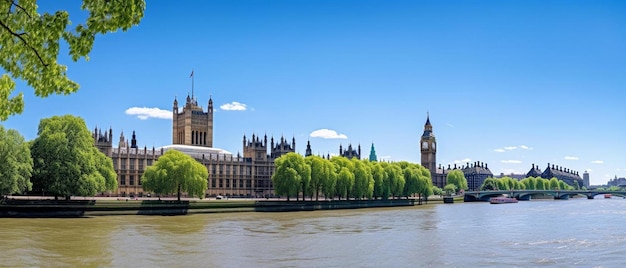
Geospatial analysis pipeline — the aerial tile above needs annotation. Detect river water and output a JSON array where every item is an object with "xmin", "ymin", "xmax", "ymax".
[{"xmin": 1, "ymin": 197, "xmax": 624, "ymax": 267}]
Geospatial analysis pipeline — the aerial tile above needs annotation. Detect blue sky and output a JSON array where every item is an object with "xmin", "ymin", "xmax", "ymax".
[{"xmin": 4, "ymin": 0, "xmax": 625, "ymax": 185}]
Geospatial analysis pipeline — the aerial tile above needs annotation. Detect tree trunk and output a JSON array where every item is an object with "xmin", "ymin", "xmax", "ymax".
[{"xmin": 177, "ymin": 184, "xmax": 181, "ymax": 201}]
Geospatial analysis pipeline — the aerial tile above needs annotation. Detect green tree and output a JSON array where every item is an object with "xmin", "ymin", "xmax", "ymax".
[
  {"xmin": 351, "ymin": 159, "xmax": 373, "ymax": 199},
  {"xmin": 417, "ymin": 165, "xmax": 433, "ymax": 201},
  {"xmin": 331, "ymin": 156, "xmax": 355, "ymax": 199},
  {"xmin": 335, "ymin": 167, "xmax": 354, "ymax": 200},
  {"xmin": 306, "ymin": 155, "xmax": 335, "ymax": 201},
  {"xmin": 534, "ymin": 177, "xmax": 546, "ymax": 190},
  {"xmin": 446, "ymin": 170, "xmax": 467, "ymax": 193},
  {"xmin": 432, "ymin": 186, "xmax": 443, "ymax": 196},
  {"xmin": 0, "ymin": 0, "xmax": 145, "ymax": 120},
  {"xmin": 497, "ymin": 177, "xmax": 509, "ymax": 190},
  {"xmin": 370, "ymin": 161, "xmax": 385, "ymax": 199},
  {"xmin": 385, "ymin": 163, "xmax": 404, "ymax": 199},
  {"xmin": 305, "ymin": 155, "xmax": 322, "ymax": 200},
  {"xmin": 549, "ymin": 177, "xmax": 560, "ymax": 190},
  {"xmin": 30, "ymin": 115, "xmax": 117, "ymax": 199},
  {"xmin": 443, "ymin": 184, "xmax": 457, "ymax": 196},
  {"xmin": 141, "ymin": 149, "xmax": 208, "ymax": 201},
  {"xmin": 0, "ymin": 125, "xmax": 33, "ymax": 196},
  {"xmin": 480, "ymin": 177, "xmax": 498, "ymax": 190},
  {"xmin": 402, "ymin": 166, "xmax": 419, "ymax": 198},
  {"xmin": 272, "ymin": 152, "xmax": 310, "ymax": 201},
  {"xmin": 320, "ymin": 158, "xmax": 336, "ymax": 200}
]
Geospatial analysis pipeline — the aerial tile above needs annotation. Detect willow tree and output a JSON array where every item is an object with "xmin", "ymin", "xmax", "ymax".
[
  {"xmin": 0, "ymin": 125, "xmax": 33, "ymax": 196},
  {"xmin": 272, "ymin": 152, "xmax": 310, "ymax": 201},
  {"xmin": 351, "ymin": 159, "xmax": 373, "ymax": 199},
  {"xmin": 0, "ymin": 0, "xmax": 145, "ymax": 120},
  {"xmin": 384, "ymin": 163, "xmax": 404, "ymax": 199},
  {"xmin": 142, "ymin": 150, "xmax": 208, "ymax": 201},
  {"xmin": 30, "ymin": 115, "xmax": 117, "ymax": 199},
  {"xmin": 446, "ymin": 169, "xmax": 468, "ymax": 193},
  {"xmin": 369, "ymin": 161, "xmax": 385, "ymax": 199},
  {"xmin": 306, "ymin": 155, "xmax": 335, "ymax": 201},
  {"xmin": 335, "ymin": 167, "xmax": 354, "ymax": 200}
]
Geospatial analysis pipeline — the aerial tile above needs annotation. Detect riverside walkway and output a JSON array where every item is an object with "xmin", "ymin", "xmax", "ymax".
[{"xmin": 464, "ymin": 190, "xmax": 626, "ymax": 202}]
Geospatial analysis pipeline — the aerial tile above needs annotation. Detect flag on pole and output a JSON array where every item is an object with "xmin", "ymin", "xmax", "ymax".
[{"xmin": 190, "ymin": 70, "xmax": 194, "ymax": 78}]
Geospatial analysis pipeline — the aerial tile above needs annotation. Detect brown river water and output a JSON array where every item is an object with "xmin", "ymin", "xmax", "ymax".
[{"xmin": 1, "ymin": 197, "xmax": 624, "ymax": 267}]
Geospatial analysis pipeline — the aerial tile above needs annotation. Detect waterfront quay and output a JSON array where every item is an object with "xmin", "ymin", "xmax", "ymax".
[{"xmin": 0, "ymin": 196, "xmax": 460, "ymax": 217}]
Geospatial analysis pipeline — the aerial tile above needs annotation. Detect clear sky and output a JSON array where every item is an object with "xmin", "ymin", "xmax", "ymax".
[{"xmin": 4, "ymin": 0, "xmax": 625, "ymax": 185}]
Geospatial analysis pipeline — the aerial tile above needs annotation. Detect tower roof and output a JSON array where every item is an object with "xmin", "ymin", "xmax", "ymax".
[{"xmin": 422, "ymin": 112, "xmax": 434, "ymax": 138}]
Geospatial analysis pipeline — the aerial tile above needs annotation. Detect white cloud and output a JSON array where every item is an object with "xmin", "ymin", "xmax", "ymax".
[
  {"xmin": 495, "ymin": 145, "xmax": 532, "ymax": 152},
  {"xmin": 586, "ymin": 169, "xmax": 593, "ymax": 172},
  {"xmin": 310, "ymin": 129, "xmax": 348, "ymax": 139},
  {"xmin": 220, "ymin": 102, "xmax": 247, "ymax": 111},
  {"xmin": 591, "ymin": 160, "xmax": 604, "ymax": 164},
  {"xmin": 501, "ymin": 160, "xmax": 522, "ymax": 164},
  {"xmin": 564, "ymin": 156, "xmax": 579, "ymax": 160},
  {"xmin": 446, "ymin": 123, "xmax": 454, "ymax": 128},
  {"xmin": 125, "ymin": 107, "xmax": 172, "ymax": 120},
  {"xmin": 454, "ymin": 158, "xmax": 472, "ymax": 164}
]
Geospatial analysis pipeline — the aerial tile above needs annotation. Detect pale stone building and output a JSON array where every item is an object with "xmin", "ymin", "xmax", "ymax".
[{"xmin": 94, "ymin": 94, "xmax": 294, "ymax": 198}]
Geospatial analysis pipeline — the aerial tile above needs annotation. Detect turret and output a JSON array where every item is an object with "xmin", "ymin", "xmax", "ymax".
[{"xmin": 131, "ymin": 131, "xmax": 137, "ymax": 149}]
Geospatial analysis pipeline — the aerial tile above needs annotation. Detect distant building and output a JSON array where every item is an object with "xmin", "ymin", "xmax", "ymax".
[
  {"xmin": 369, "ymin": 143, "xmax": 377, "ymax": 162},
  {"xmin": 339, "ymin": 143, "xmax": 361, "ymax": 160},
  {"xmin": 460, "ymin": 161, "xmax": 493, "ymax": 191},
  {"xmin": 607, "ymin": 176, "xmax": 626, "ymax": 187},
  {"xmin": 583, "ymin": 171, "xmax": 590, "ymax": 188},
  {"xmin": 94, "ymin": 93, "xmax": 295, "ymax": 198},
  {"xmin": 305, "ymin": 140, "xmax": 312, "ymax": 157},
  {"xmin": 526, "ymin": 163, "xmax": 583, "ymax": 188}
]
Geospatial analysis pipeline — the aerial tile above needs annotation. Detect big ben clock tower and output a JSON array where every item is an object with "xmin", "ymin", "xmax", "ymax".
[{"xmin": 420, "ymin": 113, "xmax": 437, "ymax": 175}]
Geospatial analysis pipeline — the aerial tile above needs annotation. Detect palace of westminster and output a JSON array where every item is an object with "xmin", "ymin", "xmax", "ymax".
[{"xmin": 93, "ymin": 92, "xmax": 585, "ymax": 198}]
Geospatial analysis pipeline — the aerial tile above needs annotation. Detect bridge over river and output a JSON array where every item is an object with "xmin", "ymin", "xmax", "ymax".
[{"xmin": 464, "ymin": 190, "xmax": 626, "ymax": 202}]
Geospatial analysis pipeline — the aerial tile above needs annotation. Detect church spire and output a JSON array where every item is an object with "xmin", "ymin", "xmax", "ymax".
[{"xmin": 369, "ymin": 143, "xmax": 377, "ymax": 162}]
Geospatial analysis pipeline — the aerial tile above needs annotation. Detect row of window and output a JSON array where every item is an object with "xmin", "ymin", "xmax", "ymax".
[
  {"xmin": 113, "ymin": 158, "xmax": 154, "ymax": 170},
  {"xmin": 119, "ymin": 175, "xmax": 141, "ymax": 186},
  {"xmin": 209, "ymin": 179, "xmax": 272, "ymax": 188}
]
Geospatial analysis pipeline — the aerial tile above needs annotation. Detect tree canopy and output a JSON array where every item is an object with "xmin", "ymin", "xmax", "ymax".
[
  {"xmin": 480, "ymin": 176, "xmax": 575, "ymax": 191},
  {"xmin": 274, "ymin": 155, "xmax": 435, "ymax": 201},
  {"xmin": 446, "ymin": 169, "xmax": 467, "ymax": 193},
  {"xmin": 272, "ymin": 152, "xmax": 310, "ymax": 201},
  {"xmin": 0, "ymin": 125, "xmax": 33, "ymax": 195},
  {"xmin": 142, "ymin": 149, "xmax": 208, "ymax": 200},
  {"xmin": 0, "ymin": 0, "xmax": 145, "ymax": 120},
  {"xmin": 30, "ymin": 115, "xmax": 117, "ymax": 198}
]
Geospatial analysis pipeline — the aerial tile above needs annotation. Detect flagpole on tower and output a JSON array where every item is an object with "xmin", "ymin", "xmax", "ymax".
[{"xmin": 190, "ymin": 69, "xmax": 194, "ymax": 99}]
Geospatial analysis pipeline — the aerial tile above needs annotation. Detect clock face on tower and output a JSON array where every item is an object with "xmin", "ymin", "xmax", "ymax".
[
  {"xmin": 422, "ymin": 141, "xmax": 428, "ymax": 149},
  {"xmin": 432, "ymin": 143, "xmax": 436, "ymax": 150}
]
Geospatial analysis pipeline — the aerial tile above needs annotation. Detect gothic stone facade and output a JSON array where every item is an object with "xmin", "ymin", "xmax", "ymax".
[{"xmin": 94, "ymin": 94, "xmax": 294, "ymax": 198}]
